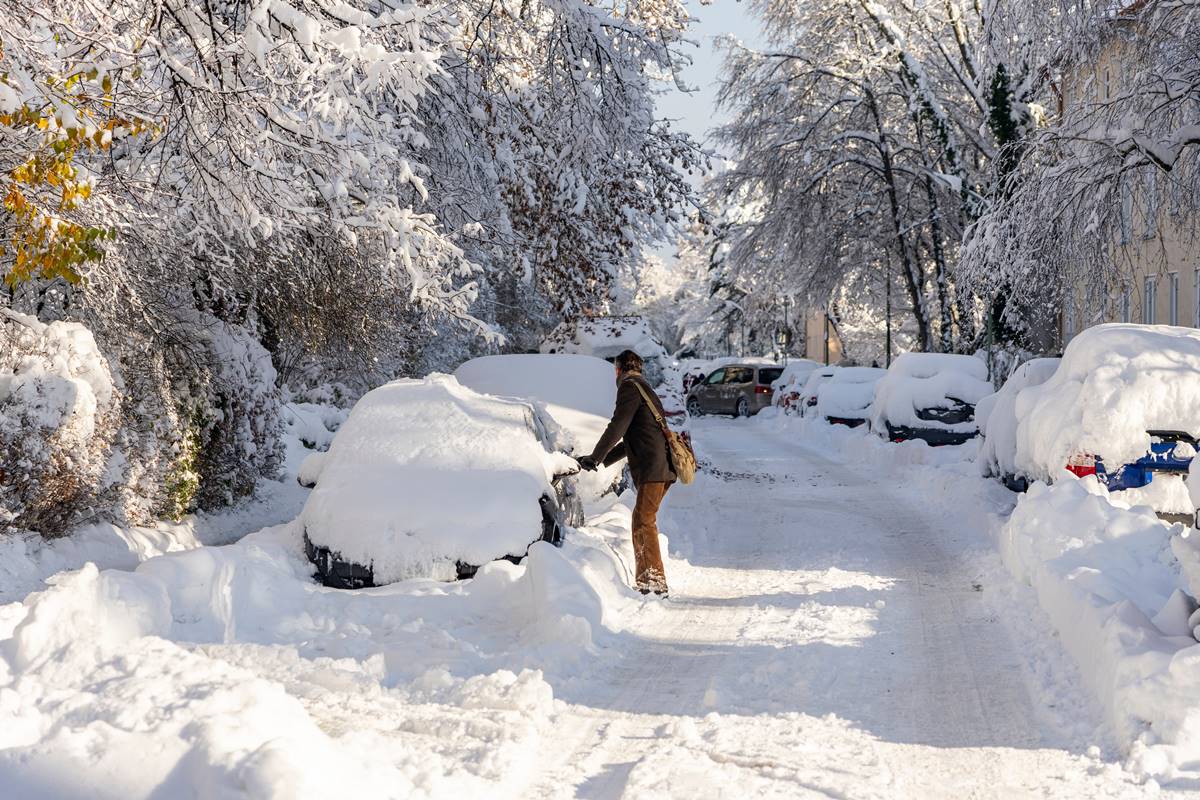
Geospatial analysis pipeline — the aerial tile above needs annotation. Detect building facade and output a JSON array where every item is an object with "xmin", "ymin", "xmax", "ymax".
[{"xmin": 1058, "ymin": 2, "xmax": 1198, "ymax": 345}]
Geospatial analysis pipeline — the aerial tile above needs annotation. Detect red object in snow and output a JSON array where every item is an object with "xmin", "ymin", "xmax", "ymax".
[{"xmin": 1065, "ymin": 453, "xmax": 1098, "ymax": 478}]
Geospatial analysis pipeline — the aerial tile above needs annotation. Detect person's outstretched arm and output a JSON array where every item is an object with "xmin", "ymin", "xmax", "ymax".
[{"xmin": 588, "ymin": 380, "xmax": 639, "ymax": 463}]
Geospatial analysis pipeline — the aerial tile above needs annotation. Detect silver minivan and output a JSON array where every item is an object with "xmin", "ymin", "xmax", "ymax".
[{"xmin": 686, "ymin": 364, "xmax": 784, "ymax": 417}]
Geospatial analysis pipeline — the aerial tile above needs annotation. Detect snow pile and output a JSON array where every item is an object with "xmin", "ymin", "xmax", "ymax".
[
  {"xmin": 0, "ymin": 309, "xmax": 118, "ymax": 536},
  {"xmin": 1011, "ymin": 325, "xmax": 1200, "ymax": 482},
  {"xmin": 540, "ymin": 315, "xmax": 667, "ymax": 361},
  {"xmin": 0, "ymin": 520, "xmax": 632, "ymax": 798},
  {"xmin": 869, "ymin": 353, "xmax": 992, "ymax": 432},
  {"xmin": 998, "ymin": 479, "xmax": 1200, "ymax": 780},
  {"xmin": 977, "ymin": 358, "xmax": 1061, "ymax": 479},
  {"xmin": 0, "ymin": 438, "xmax": 655, "ymax": 798},
  {"xmin": 815, "ymin": 367, "xmax": 885, "ymax": 421},
  {"xmin": 301, "ymin": 375, "xmax": 577, "ymax": 583}
]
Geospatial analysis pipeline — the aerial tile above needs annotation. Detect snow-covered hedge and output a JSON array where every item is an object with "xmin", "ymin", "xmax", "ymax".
[
  {"xmin": 0, "ymin": 307, "xmax": 285, "ymax": 537},
  {"xmin": 0, "ymin": 310, "xmax": 119, "ymax": 536},
  {"xmin": 173, "ymin": 312, "xmax": 284, "ymax": 512}
]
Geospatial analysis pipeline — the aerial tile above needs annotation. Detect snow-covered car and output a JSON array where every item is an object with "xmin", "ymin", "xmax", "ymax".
[
  {"xmin": 976, "ymin": 358, "xmax": 1061, "ymax": 491},
  {"xmin": 299, "ymin": 375, "xmax": 584, "ymax": 589},
  {"xmin": 870, "ymin": 353, "xmax": 993, "ymax": 446},
  {"xmin": 685, "ymin": 363, "xmax": 783, "ymax": 417},
  {"xmin": 770, "ymin": 359, "xmax": 820, "ymax": 414},
  {"xmin": 999, "ymin": 325, "xmax": 1200, "ymax": 518},
  {"xmin": 453, "ymin": 353, "xmax": 628, "ymax": 499},
  {"xmin": 797, "ymin": 365, "xmax": 839, "ymax": 418},
  {"xmin": 815, "ymin": 367, "xmax": 886, "ymax": 428},
  {"xmin": 540, "ymin": 315, "xmax": 668, "ymax": 385}
]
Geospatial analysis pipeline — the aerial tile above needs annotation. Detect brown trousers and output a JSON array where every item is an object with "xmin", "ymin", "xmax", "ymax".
[{"xmin": 632, "ymin": 481, "xmax": 670, "ymax": 593}]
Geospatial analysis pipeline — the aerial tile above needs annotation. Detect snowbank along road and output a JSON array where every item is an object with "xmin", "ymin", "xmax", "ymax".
[{"xmin": 526, "ymin": 417, "xmax": 1169, "ymax": 799}]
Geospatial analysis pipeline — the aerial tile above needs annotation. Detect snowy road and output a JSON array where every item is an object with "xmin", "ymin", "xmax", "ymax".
[{"xmin": 526, "ymin": 418, "xmax": 1163, "ymax": 799}]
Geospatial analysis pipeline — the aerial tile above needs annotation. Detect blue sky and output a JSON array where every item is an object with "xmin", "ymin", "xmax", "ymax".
[
  {"xmin": 653, "ymin": 0, "xmax": 765, "ymax": 260},
  {"xmin": 656, "ymin": 0, "xmax": 766, "ymax": 153}
]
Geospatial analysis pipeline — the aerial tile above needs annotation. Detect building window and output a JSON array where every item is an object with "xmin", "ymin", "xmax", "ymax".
[
  {"xmin": 1194, "ymin": 269, "xmax": 1200, "ymax": 327},
  {"xmin": 1120, "ymin": 287, "xmax": 1132, "ymax": 323},
  {"xmin": 1169, "ymin": 272, "xmax": 1179, "ymax": 325},
  {"xmin": 1144, "ymin": 276, "xmax": 1157, "ymax": 324},
  {"xmin": 1144, "ymin": 172, "xmax": 1159, "ymax": 238},
  {"xmin": 1120, "ymin": 180, "xmax": 1133, "ymax": 244}
]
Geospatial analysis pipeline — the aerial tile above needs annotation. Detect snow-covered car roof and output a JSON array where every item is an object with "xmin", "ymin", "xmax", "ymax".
[
  {"xmin": 1014, "ymin": 324, "xmax": 1200, "ymax": 480},
  {"xmin": 540, "ymin": 316, "xmax": 667, "ymax": 360},
  {"xmin": 869, "ymin": 353, "xmax": 993, "ymax": 433},
  {"xmin": 770, "ymin": 359, "xmax": 820, "ymax": 392},
  {"xmin": 977, "ymin": 358, "xmax": 1061, "ymax": 479},
  {"xmin": 798, "ymin": 365, "xmax": 839, "ymax": 401},
  {"xmin": 301, "ymin": 375, "xmax": 576, "ymax": 584},
  {"xmin": 816, "ymin": 367, "xmax": 886, "ymax": 420}
]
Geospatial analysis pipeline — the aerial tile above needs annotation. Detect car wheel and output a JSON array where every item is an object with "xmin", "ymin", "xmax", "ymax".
[
  {"xmin": 735, "ymin": 397, "xmax": 749, "ymax": 418},
  {"xmin": 687, "ymin": 397, "xmax": 702, "ymax": 416},
  {"xmin": 539, "ymin": 493, "xmax": 566, "ymax": 546}
]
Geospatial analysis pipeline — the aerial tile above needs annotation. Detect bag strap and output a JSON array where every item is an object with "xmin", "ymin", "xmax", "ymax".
[{"xmin": 628, "ymin": 378, "xmax": 669, "ymax": 433}]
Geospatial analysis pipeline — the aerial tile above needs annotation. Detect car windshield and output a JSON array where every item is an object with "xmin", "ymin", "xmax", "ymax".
[
  {"xmin": 758, "ymin": 368, "xmax": 783, "ymax": 384},
  {"xmin": 705, "ymin": 369, "xmax": 726, "ymax": 385}
]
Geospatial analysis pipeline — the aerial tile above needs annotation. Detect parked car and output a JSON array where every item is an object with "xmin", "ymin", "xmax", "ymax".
[
  {"xmin": 870, "ymin": 353, "xmax": 994, "ymax": 446},
  {"xmin": 770, "ymin": 360, "xmax": 820, "ymax": 414},
  {"xmin": 797, "ymin": 365, "xmax": 839, "ymax": 418},
  {"xmin": 453, "ymin": 353, "xmax": 629, "ymax": 500},
  {"xmin": 816, "ymin": 367, "xmax": 886, "ymax": 427},
  {"xmin": 977, "ymin": 358, "xmax": 1061, "ymax": 491},
  {"xmin": 300, "ymin": 375, "xmax": 584, "ymax": 589},
  {"xmin": 987, "ymin": 325, "xmax": 1200, "ymax": 520},
  {"xmin": 686, "ymin": 363, "xmax": 784, "ymax": 417}
]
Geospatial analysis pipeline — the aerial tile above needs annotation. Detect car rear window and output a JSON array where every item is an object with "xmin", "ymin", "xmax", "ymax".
[{"xmin": 758, "ymin": 368, "xmax": 783, "ymax": 385}]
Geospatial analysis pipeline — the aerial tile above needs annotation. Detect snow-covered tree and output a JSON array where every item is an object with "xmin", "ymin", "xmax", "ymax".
[
  {"xmin": 960, "ymin": 0, "xmax": 1200, "ymax": 331},
  {"xmin": 711, "ymin": 0, "xmax": 1060, "ymax": 354}
]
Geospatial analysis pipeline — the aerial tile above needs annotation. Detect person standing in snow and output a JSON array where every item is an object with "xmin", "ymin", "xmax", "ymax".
[{"xmin": 576, "ymin": 350, "xmax": 675, "ymax": 596}]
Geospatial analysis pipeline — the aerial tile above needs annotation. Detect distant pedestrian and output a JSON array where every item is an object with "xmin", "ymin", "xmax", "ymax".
[{"xmin": 577, "ymin": 350, "xmax": 674, "ymax": 596}]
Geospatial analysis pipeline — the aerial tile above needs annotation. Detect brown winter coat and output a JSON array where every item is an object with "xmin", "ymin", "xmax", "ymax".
[{"xmin": 588, "ymin": 371, "xmax": 676, "ymax": 487}]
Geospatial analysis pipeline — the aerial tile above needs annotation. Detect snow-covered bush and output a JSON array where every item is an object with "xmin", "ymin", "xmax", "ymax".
[
  {"xmin": 166, "ymin": 312, "xmax": 284, "ymax": 514},
  {"xmin": 869, "ymin": 353, "xmax": 993, "ymax": 434},
  {"xmin": 1013, "ymin": 325, "xmax": 1200, "ymax": 482},
  {"xmin": 0, "ymin": 309, "xmax": 119, "ymax": 536}
]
